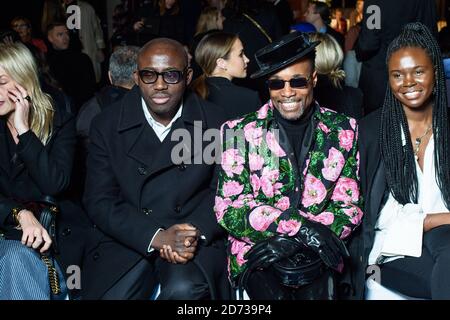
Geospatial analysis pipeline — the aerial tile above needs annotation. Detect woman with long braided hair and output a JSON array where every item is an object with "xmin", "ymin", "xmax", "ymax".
[{"xmin": 346, "ymin": 22, "xmax": 450, "ymax": 300}]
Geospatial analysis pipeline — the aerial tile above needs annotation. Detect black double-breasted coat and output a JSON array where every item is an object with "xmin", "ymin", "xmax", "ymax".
[{"xmin": 82, "ymin": 86, "xmax": 231, "ymax": 299}]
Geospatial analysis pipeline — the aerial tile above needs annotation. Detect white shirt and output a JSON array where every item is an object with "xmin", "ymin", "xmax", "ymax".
[
  {"xmin": 368, "ymin": 135, "xmax": 448, "ymax": 265},
  {"xmin": 141, "ymin": 98, "xmax": 183, "ymax": 142},
  {"xmin": 141, "ymin": 98, "xmax": 183, "ymax": 252}
]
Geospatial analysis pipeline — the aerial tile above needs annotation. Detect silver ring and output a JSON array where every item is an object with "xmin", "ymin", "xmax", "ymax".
[{"xmin": 16, "ymin": 98, "xmax": 20, "ymax": 103}]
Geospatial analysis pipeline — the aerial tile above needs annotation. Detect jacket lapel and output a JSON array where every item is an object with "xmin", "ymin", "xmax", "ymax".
[
  {"xmin": 367, "ymin": 146, "xmax": 386, "ymax": 225},
  {"xmin": 9, "ymin": 104, "xmax": 68, "ymax": 179},
  {"xmin": 271, "ymin": 120, "xmax": 301, "ymax": 206},
  {"xmin": 267, "ymin": 102, "xmax": 320, "ymax": 210},
  {"xmin": 117, "ymin": 87, "xmax": 154, "ymax": 167},
  {"xmin": 126, "ymin": 124, "xmax": 157, "ymax": 167},
  {"xmin": 146, "ymin": 93, "xmax": 206, "ymax": 176},
  {"xmin": 147, "ymin": 119, "xmax": 187, "ymax": 176},
  {"xmin": 0, "ymin": 120, "xmax": 27, "ymax": 180},
  {"xmin": 265, "ymin": 103, "xmax": 303, "ymax": 208},
  {"xmin": 0, "ymin": 120, "xmax": 11, "ymax": 175}
]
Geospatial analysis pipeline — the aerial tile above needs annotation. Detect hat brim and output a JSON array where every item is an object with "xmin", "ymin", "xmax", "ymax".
[{"xmin": 250, "ymin": 41, "xmax": 320, "ymax": 79}]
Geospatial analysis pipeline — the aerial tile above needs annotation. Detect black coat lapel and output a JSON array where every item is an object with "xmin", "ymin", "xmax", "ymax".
[
  {"xmin": 117, "ymin": 86, "xmax": 155, "ymax": 167},
  {"xmin": 0, "ymin": 120, "xmax": 11, "ymax": 175},
  {"xmin": 147, "ymin": 119, "xmax": 187, "ymax": 175},
  {"xmin": 272, "ymin": 120, "xmax": 301, "ymax": 207},
  {"xmin": 0, "ymin": 120, "xmax": 26, "ymax": 179},
  {"xmin": 126, "ymin": 124, "xmax": 157, "ymax": 167},
  {"xmin": 148, "ymin": 94, "xmax": 206, "ymax": 176}
]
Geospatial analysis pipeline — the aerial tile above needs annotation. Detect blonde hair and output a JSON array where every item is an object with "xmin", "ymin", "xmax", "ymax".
[
  {"xmin": 0, "ymin": 42, "xmax": 54, "ymax": 144},
  {"xmin": 308, "ymin": 32, "xmax": 346, "ymax": 88},
  {"xmin": 195, "ymin": 7, "xmax": 222, "ymax": 36},
  {"xmin": 191, "ymin": 32, "xmax": 238, "ymax": 99}
]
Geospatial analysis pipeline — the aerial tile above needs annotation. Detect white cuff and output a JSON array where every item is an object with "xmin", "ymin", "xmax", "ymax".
[
  {"xmin": 380, "ymin": 204, "xmax": 425, "ymax": 258},
  {"xmin": 147, "ymin": 228, "xmax": 163, "ymax": 253}
]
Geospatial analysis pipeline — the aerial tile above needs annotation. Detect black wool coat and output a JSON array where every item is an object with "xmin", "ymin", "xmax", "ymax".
[
  {"xmin": 0, "ymin": 100, "xmax": 91, "ymax": 296},
  {"xmin": 339, "ymin": 109, "xmax": 386, "ymax": 299},
  {"xmin": 82, "ymin": 86, "xmax": 231, "ymax": 299},
  {"xmin": 206, "ymin": 76, "xmax": 261, "ymax": 121}
]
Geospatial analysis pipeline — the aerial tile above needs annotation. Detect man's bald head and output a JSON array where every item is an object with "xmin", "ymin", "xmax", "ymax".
[{"xmin": 138, "ymin": 38, "xmax": 188, "ymax": 68}]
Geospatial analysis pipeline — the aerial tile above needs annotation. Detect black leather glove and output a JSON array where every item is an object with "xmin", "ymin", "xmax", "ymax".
[
  {"xmin": 244, "ymin": 234, "xmax": 303, "ymax": 271},
  {"xmin": 238, "ymin": 234, "xmax": 301, "ymax": 294},
  {"xmin": 295, "ymin": 219, "xmax": 350, "ymax": 270}
]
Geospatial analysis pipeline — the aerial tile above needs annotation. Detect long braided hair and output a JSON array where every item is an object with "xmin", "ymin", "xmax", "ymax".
[{"xmin": 380, "ymin": 22, "xmax": 450, "ymax": 209}]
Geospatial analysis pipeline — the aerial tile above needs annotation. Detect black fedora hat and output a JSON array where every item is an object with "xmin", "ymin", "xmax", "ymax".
[{"xmin": 251, "ymin": 31, "xmax": 320, "ymax": 79}]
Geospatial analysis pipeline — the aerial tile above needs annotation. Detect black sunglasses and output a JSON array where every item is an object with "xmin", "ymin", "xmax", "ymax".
[
  {"xmin": 266, "ymin": 76, "xmax": 311, "ymax": 90},
  {"xmin": 137, "ymin": 68, "xmax": 187, "ymax": 84}
]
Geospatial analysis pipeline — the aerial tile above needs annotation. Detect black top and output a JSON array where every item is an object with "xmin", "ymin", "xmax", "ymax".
[
  {"xmin": 314, "ymin": 74, "xmax": 363, "ymax": 119},
  {"xmin": 4, "ymin": 125, "xmax": 16, "ymax": 174},
  {"xmin": 46, "ymin": 48, "xmax": 96, "ymax": 111},
  {"xmin": 273, "ymin": 104, "xmax": 314, "ymax": 168},
  {"xmin": 205, "ymin": 76, "xmax": 261, "ymax": 121}
]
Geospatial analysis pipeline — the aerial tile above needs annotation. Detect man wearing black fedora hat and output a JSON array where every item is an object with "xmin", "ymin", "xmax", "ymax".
[{"xmin": 214, "ymin": 31, "xmax": 363, "ymax": 299}]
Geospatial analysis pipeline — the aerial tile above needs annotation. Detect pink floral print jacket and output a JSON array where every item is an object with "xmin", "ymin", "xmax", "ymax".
[{"xmin": 214, "ymin": 101, "xmax": 363, "ymax": 284}]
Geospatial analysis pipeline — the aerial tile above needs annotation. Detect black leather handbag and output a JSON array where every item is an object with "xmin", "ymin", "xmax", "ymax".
[
  {"xmin": 35, "ymin": 196, "xmax": 61, "ymax": 296},
  {"xmin": 2, "ymin": 196, "xmax": 62, "ymax": 295},
  {"xmin": 238, "ymin": 235, "xmax": 325, "ymax": 295},
  {"xmin": 271, "ymin": 240, "xmax": 325, "ymax": 288}
]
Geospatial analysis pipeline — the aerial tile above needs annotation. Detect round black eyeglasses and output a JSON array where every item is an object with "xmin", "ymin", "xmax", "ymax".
[{"xmin": 137, "ymin": 68, "xmax": 187, "ymax": 84}]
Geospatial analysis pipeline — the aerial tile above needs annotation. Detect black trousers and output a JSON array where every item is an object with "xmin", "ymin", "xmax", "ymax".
[
  {"xmin": 244, "ymin": 267, "xmax": 336, "ymax": 300},
  {"xmin": 101, "ymin": 256, "xmax": 210, "ymax": 300},
  {"xmin": 380, "ymin": 225, "xmax": 450, "ymax": 299}
]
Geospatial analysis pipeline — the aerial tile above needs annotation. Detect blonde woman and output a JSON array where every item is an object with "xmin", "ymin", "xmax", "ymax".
[
  {"xmin": 191, "ymin": 32, "xmax": 260, "ymax": 120},
  {"xmin": 0, "ymin": 42, "xmax": 87, "ymax": 299},
  {"xmin": 308, "ymin": 32, "xmax": 363, "ymax": 119}
]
